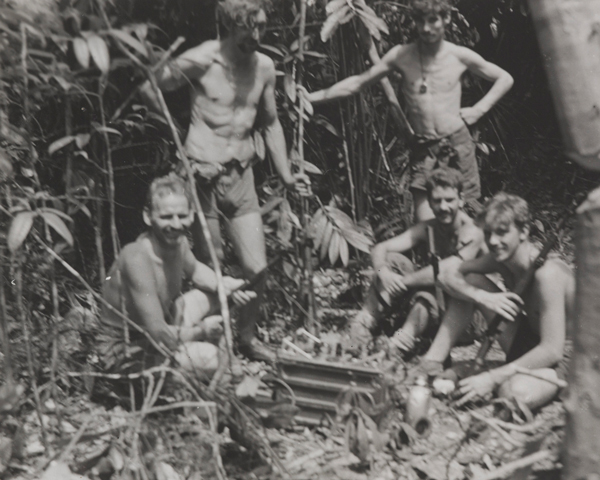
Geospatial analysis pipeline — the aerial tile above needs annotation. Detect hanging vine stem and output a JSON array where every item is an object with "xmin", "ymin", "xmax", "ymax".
[
  {"xmin": 295, "ymin": 0, "xmax": 318, "ymax": 333},
  {"xmin": 15, "ymin": 258, "xmax": 51, "ymax": 454},
  {"xmin": 98, "ymin": 75, "xmax": 120, "ymax": 257}
]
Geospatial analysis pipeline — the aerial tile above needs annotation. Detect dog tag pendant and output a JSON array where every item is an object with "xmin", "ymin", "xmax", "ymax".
[{"xmin": 420, "ymin": 82, "xmax": 427, "ymax": 94}]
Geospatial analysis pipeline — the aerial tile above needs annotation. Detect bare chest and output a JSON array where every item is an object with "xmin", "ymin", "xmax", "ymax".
[
  {"xmin": 399, "ymin": 51, "xmax": 466, "ymax": 94},
  {"xmin": 195, "ymin": 61, "xmax": 265, "ymax": 109}
]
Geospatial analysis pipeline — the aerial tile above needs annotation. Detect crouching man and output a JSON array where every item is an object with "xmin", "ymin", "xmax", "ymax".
[
  {"xmin": 424, "ymin": 193, "xmax": 573, "ymax": 410},
  {"xmin": 97, "ymin": 174, "xmax": 256, "ymax": 378},
  {"xmin": 348, "ymin": 167, "xmax": 486, "ymax": 355}
]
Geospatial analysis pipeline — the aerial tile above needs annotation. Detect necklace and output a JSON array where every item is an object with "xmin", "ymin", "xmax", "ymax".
[{"xmin": 418, "ymin": 44, "xmax": 428, "ymax": 94}]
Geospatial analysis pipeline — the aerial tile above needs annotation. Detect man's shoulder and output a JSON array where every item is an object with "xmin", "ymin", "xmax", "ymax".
[
  {"xmin": 445, "ymin": 42, "xmax": 482, "ymax": 63},
  {"xmin": 179, "ymin": 40, "xmax": 220, "ymax": 65},
  {"xmin": 535, "ymin": 256, "xmax": 574, "ymax": 284},
  {"xmin": 119, "ymin": 237, "xmax": 152, "ymax": 269},
  {"xmin": 256, "ymin": 52, "xmax": 276, "ymax": 75}
]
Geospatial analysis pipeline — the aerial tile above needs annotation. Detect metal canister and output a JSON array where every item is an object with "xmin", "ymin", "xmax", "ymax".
[{"xmin": 405, "ymin": 375, "xmax": 433, "ymax": 436}]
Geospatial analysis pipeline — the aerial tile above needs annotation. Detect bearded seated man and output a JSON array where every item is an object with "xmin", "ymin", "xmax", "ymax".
[
  {"xmin": 348, "ymin": 168, "xmax": 487, "ymax": 355},
  {"xmin": 97, "ymin": 174, "xmax": 255, "ymax": 381}
]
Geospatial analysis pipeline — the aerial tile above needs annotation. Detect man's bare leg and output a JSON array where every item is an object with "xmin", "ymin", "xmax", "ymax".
[
  {"xmin": 423, "ymin": 273, "xmax": 497, "ymax": 364},
  {"xmin": 192, "ymin": 216, "xmax": 225, "ymax": 264},
  {"xmin": 391, "ymin": 300, "xmax": 430, "ymax": 353},
  {"xmin": 413, "ymin": 190, "xmax": 435, "ymax": 222},
  {"xmin": 497, "ymin": 369, "xmax": 561, "ymax": 411},
  {"xmin": 225, "ymin": 212, "xmax": 273, "ymax": 361}
]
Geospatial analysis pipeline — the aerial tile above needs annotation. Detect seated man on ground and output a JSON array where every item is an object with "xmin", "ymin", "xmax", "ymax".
[
  {"xmin": 422, "ymin": 193, "xmax": 573, "ymax": 411},
  {"xmin": 349, "ymin": 167, "xmax": 486, "ymax": 355},
  {"xmin": 97, "ymin": 174, "xmax": 256, "ymax": 379}
]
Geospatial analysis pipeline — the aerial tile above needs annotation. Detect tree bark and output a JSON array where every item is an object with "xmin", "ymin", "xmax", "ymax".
[
  {"xmin": 565, "ymin": 191, "xmax": 600, "ymax": 479},
  {"xmin": 528, "ymin": 0, "xmax": 600, "ymax": 170},
  {"xmin": 527, "ymin": 1, "xmax": 600, "ymax": 478}
]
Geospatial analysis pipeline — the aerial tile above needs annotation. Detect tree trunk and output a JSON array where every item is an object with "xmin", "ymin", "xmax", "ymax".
[
  {"xmin": 528, "ymin": 1, "xmax": 600, "ymax": 478},
  {"xmin": 528, "ymin": 0, "xmax": 600, "ymax": 170}
]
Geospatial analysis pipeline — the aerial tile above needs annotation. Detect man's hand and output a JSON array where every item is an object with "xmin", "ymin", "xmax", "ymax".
[
  {"xmin": 377, "ymin": 267, "xmax": 407, "ymax": 298},
  {"xmin": 477, "ymin": 291, "xmax": 523, "ymax": 321},
  {"xmin": 455, "ymin": 371, "xmax": 496, "ymax": 406},
  {"xmin": 459, "ymin": 106, "xmax": 484, "ymax": 126},
  {"xmin": 222, "ymin": 276, "xmax": 258, "ymax": 306},
  {"xmin": 200, "ymin": 315, "xmax": 223, "ymax": 343},
  {"xmin": 284, "ymin": 173, "xmax": 312, "ymax": 196}
]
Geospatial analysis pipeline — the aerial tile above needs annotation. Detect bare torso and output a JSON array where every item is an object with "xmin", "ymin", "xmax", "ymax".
[
  {"xmin": 393, "ymin": 42, "xmax": 468, "ymax": 138},
  {"xmin": 498, "ymin": 256, "xmax": 575, "ymax": 337},
  {"xmin": 101, "ymin": 234, "xmax": 186, "ymax": 330},
  {"xmin": 183, "ymin": 40, "xmax": 270, "ymax": 166}
]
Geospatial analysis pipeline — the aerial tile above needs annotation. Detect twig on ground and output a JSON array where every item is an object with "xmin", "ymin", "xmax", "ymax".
[
  {"xmin": 473, "ymin": 449, "xmax": 552, "ymax": 480},
  {"xmin": 470, "ymin": 410, "xmax": 524, "ymax": 448},
  {"xmin": 287, "ymin": 449, "xmax": 326, "ymax": 472},
  {"xmin": 486, "ymin": 416, "xmax": 543, "ymax": 433}
]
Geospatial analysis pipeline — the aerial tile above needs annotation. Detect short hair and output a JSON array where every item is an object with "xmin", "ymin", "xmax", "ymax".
[
  {"xmin": 217, "ymin": 0, "xmax": 267, "ymax": 36},
  {"xmin": 478, "ymin": 193, "xmax": 530, "ymax": 232},
  {"xmin": 425, "ymin": 167, "xmax": 463, "ymax": 196},
  {"xmin": 411, "ymin": 0, "xmax": 452, "ymax": 19},
  {"xmin": 145, "ymin": 173, "xmax": 192, "ymax": 212}
]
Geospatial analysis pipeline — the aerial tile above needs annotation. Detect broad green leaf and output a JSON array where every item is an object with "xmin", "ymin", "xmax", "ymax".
[
  {"xmin": 339, "ymin": 228, "xmax": 372, "ymax": 253},
  {"xmin": 339, "ymin": 236, "xmax": 349, "ymax": 266},
  {"xmin": 260, "ymin": 196, "xmax": 285, "ymax": 216},
  {"xmin": 72, "ymin": 37, "xmax": 90, "ymax": 69},
  {"xmin": 300, "ymin": 160, "xmax": 323, "ymax": 175},
  {"xmin": 321, "ymin": 5, "xmax": 351, "ymax": 42},
  {"xmin": 319, "ymin": 220, "xmax": 333, "ymax": 260},
  {"xmin": 307, "ymin": 208, "xmax": 325, "ymax": 238},
  {"xmin": 87, "ymin": 34, "xmax": 110, "ymax": 74},
  {"xmin": 133, "ymin": 23, "xmax": 148, "ymax": 41},
  {"xmin": 259, "ymin": 44, "xmax": 284, "ymax": 58},
  {"xmin": 51, "ymin": 75, "xmax": 72, "ymax": 92},
  {"xmin": 326, "ymin": 0, "xmax": 347, "ymax": 15},
  {"xmin": 75, "ymin": 133, "xmax": 91, "ymax": 149},
  {"xmin": 310, "ymin": 211, "xmax": 328, "ymax": 250},
  {"xmin": 284, "ymin": 74, "xmax": 296, "ymax": 103},
  {"xmin": 301, "ymin": 95, "xmax": 314, "ymax": 116},
  {"xmin": 94, "ymin": 125, "xmax": 122, "ymax": 137},
  {"xmin": 314, "ymin": 116, "xmax": 340, "ymax": 136},
  {"xmin": 277, "ymin": 199, "xmax": 293, "ymax": 245},
  {"xmin": 39, "ymin": 207, "xmax": 73, "ymax": 223},
  {"xmin": 48, "ymin": 135, "xmax": 75, "ymax": 155},
  {"xmin": 8, "ymin": 211, "xmax": 36, "ymax": 253},
  {"xmin": 41, "ymin": 211, "xmax": 74, "ymax": 247},
  {"xmin": 107, "ymin": 29, "xmax": 148, "ymax": 57},
  {"xmin": 328, "ymin": 230, "xmax": 341, "ymax": 265}
]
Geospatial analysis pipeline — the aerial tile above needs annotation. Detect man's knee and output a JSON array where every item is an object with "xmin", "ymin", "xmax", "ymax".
[
  {"xmin": 175, "ymin": 342, "xmax": 220, "ymax": 377},
  {"xmin": 498, "ymin": 372, "xmax": 559, "ymax": 408}
]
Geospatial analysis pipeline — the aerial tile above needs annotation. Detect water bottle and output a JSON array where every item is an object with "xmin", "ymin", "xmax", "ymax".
[{"xmin": 405, "ymin": 375, "xmax": 432, "ymax": 436}]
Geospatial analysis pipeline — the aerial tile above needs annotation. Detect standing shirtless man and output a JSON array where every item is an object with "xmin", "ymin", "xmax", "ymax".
[
  {"xmin": 305, "ymin": 0, "xmax": 513, "ymax": 221},
  {"xmin": 140, "ymin": 0, "xmax": 310, "ymax": 362}
]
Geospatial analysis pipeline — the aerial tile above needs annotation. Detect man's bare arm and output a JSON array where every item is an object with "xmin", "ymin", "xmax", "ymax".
[
  {"xmin": 402, "ymin": 225, "xmax": 485, "ymax": 288},
  {"xmin": 488, "ymin": 263, "xmax": 568, "ymax": 386},
  {"xmin": 139, "ymin": 45, "xmax": 214, "ymax": 115},
  {"xmin": 306, "ymin": 46, "xmax": 402, "ymax": 105},
  {"xmin": 371, "ymin": 222, "xmax": 427, "ymax": 271},
  {"xmin": 457, "ymin": 47, "xmax": 514, "ymax": 125},
  {"xmin": 439, "ymin": 254, "xmax": 523, "ymax": 320},
  {"xmin": 122, "ymin": 253, "xmax": 200, "ymax": 351}
]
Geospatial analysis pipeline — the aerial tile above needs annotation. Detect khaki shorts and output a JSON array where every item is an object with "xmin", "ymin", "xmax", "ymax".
[
  {"xmin": 409, "ymin": 124, "xmax": 480, "ymax": 202},
  {"xmin": 193, "ymin": 160, "xmax": 260, "ymax": 220}
]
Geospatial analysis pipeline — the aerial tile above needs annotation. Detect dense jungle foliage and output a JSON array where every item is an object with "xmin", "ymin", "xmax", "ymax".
[{"xmin": 0, "ymin": 1, "xmax": 597, "ymax": 477}]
